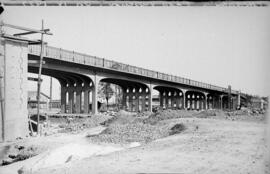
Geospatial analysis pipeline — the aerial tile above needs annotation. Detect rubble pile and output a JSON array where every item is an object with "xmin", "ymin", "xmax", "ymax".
[
  {"xmin": 226, "ymin": 107, "xmax": 265, "ymax": 116},
  {"xmin": 143, "ymin": 109, "xmax": 194, "ymax": 125},
  {"xmin": 194, "ymin": 109, "xmax": 226, "ymax": 118},
  {"xmin": 136, "ymin": 111, "xmax": 152, "ymax": 118},
  {"xmin": 100, "ymin": 110, "xmax": 118, "ymax": 117},
  {"xmin": 90, "ymin": 122, "xmax": 167, "ymax": 144},
  {"xmin": 89, "ymin": 110, "xmax": 188, "ymax": 144},
  {"xmin": 49, "ymin": 114, "xmax": 113, "ymax": 134},
  {"xmin": 1, "ymin": 145, "xmax": 41, "ymax": 166}
]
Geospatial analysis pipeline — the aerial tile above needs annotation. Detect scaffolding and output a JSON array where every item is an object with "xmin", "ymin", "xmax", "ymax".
[{"xmin": 0, "ymin": 21, "xmax": 52, "ymax": 138}]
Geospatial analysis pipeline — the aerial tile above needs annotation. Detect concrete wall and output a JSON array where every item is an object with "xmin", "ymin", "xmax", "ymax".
[{"xmin": 0, "ymin": 39, "xmax": 28, "ymax": 142}]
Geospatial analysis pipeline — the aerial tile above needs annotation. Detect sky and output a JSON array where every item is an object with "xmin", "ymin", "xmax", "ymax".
[{"xmin": 2, "ymin": 6, "xmax": 270, "ymax": 99}]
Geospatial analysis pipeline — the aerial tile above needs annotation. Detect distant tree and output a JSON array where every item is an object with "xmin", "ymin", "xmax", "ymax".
[
  {"xmin": 115, "ymin": 85, "xmax": 123, "ymax": 110},
  {"xmin": 98, "ymin": 82, "xmax": 114, "ymax": 110}
]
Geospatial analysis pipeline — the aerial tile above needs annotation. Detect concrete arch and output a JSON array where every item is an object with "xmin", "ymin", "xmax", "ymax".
[
  {"xmin": 28, "ymin": 66, "xmax": 94, "ymax": 114},
  {"xmin": 99, "ymin": 77, "xmax": 150, "ymax": 112},
  {"xmin": 153, "ymin": 86, "xmax": 184, "ymax": 109},
  {"xmin": 185, "ymin": 90, "xmax": 206, "ymax": 110}
]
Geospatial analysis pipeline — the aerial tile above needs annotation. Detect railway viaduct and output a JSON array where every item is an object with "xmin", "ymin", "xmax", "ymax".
[{"xmin": 0, "ymin": 37, "xmax": 246, "ymax": 141}]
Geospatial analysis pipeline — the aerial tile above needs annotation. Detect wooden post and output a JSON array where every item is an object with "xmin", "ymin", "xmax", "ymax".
[{"xmin": 36, "ymin": 20, "xmax": 45, "ymax": 136}]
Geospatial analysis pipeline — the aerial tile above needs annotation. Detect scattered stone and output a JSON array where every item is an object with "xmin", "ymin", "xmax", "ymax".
[
  {"xmin": 169, "ymin": 123, "xmax": 186, "ymax": 135},
  {"xmin": 2, "ymin": 158, "xmax": 13, "ymax": 165},
  {"xmin": 8, "ymin": 154, "xmax": 17, "ymax": 159}
]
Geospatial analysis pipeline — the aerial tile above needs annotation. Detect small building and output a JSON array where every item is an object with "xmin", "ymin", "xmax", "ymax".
[{"xmin": 28, "ymin": 91, "xmax": 50, "ymax": 109}]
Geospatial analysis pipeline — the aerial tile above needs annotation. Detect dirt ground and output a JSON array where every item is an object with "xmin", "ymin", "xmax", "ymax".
[
  {"xmin": 0, "ymin": 110, "xmax": 269, "ymax": 174},
  {"xmin": 38, "ymin": 116, "xmax": 269, "ymax": 174}
]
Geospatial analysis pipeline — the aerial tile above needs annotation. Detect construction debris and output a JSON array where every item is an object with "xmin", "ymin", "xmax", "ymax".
[
  {"xmin": 88, "ymin": 110, "xmax": 188, "ymax": 144},
  {"xmin": 1, "ymin": 145, "xmax": 41, "ymax": 166}
]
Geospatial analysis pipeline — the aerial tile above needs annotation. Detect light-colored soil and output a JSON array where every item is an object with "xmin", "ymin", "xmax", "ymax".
[{"xmin": 34, "ymin": 117, "xmax": 269, "ymax": 174}]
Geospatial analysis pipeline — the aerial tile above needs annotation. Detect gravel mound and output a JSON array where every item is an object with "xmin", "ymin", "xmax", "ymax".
[
  {"xmin": 48, "ymin": 114, "xmax": 113, "ymax": 134},
  {"xmin": 90, "ymin": 122, "xmax": 168, "ymax": 144},
  {"xmin": 143, "ymin": 109, "xmax": 195, "ymax": 125},
  {"xmin": 194, "ymin": 109, "xmax": 226, "ymax": 118},
  {"xmin": 88, "ymin": 110, "xmax": 188, "ymax": 144}
]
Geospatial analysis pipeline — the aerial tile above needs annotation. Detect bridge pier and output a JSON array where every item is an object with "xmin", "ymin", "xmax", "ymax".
[
  {"xmin": 182, "ymin": 90, "xmax": 186, "ymax": 109},
  {"xmin": 75, "ymin": 86, "xmax": 82, "ymax": 113},
  {"xmin": 91, "ymin": 76, "xmax": 99, "ymax": 115},
  {"xmin": 135, "ymin": 88, "xmax": 140, "ymax": 112},
  {"xmin": 195, "ymin": 96, "xmax": 198, "ymax": 110},
  {"xmin": 122, "ymin": 88, "xmax": 127, "ymax": 110},
  {"xmin": 204, "ymin": 93, "xmax": 208, "ymax": 110},
  {"xmin": 164, "ymin": 91, "xmax": 169, "ymax": 109},
  {"xmin": 160, "ymin": 92, "xmax": 164, "ymax": 108},
  {"xmin": 128, "ymin": 90, "xmax": 133, "ymax": 111},
  {"xmin": 60, "ymin": 85, "xmax": 67, "ymax": 113},
  {"xmin": 68, "ymin": 87, "xmax": 74, "ymax": 113},
  {"xmin": 198, "ymin": 96, "xmax": 203, "ymax": 110},
  {"xmin": 220, "ymin": 95, "xmax": 224, "ymax": 110},
  {"xmin": 83, "ymin": 88, "xmax": 90, "ymax": 113},
  {"xmin": 148, "ymin": 84, "xmax": 153, "ymax": 112},
  {"xmin": 175, "ymin": 93, "xmax": 180, "ymax": 109},
  {"xmin": 237, "ymin": 92, "xmax": 241, "ymax": 109},
  {"xmin": 141, "ymin": 92, "xmax": 146, "ymax": 112}
]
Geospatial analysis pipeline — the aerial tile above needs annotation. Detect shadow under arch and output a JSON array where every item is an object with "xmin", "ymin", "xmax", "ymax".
[{"xmin": 99, "ymin": 78, "xmax": 151, "ymax": 112}]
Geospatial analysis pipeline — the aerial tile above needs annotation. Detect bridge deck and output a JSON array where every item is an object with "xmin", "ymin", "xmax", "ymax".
[{"xmin": 28, "ymin": 45, "xmax": 238, "ymax": 94}]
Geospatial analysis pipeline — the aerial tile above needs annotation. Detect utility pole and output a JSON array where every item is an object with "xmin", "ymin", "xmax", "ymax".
[{"xmin": 36, "ymin": 20, "xmax": 45, "ymax": 135}]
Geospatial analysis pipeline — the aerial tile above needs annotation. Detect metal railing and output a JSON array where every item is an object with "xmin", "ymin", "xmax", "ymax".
[{"xmin": 28, "ymin": 45, "xmax": 237, "ymax": 94}]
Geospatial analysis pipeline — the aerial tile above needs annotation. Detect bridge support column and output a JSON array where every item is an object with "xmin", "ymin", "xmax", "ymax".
[
  {"xmin": 148, "ymin": 84, "xmax": 153, "ymax": 112},
  {"xmin": 165, "ymin": 92, "xmax": 169, "ymax": 109},
  {"xmin": 122, "ymin": 90, "xmax": 127, "ymax": 110},
  {"xmin": 141, "ymin": 92, "xmax": 146, "ymax": 112},
  {"xmin": 92, "ymin": 86, "xmax": 98, "ymax": 114},
  {"xmin": 75, "ymin": 86, "xmax": 82, "ymax": 113},
  {"xmin": 194, "ymin": 97, "xmax": 198, "ymax": 110},
  {"xmin": 60, "ymin": 86, "xmax": 67, "ymax": 113},
  {"xmin": 192, "ymin": 98, "xmax": 195, "ymax": 110},
  {"xmin": 204, "ymin": 93, "xmax": 208, "ymax": 110},
  {"xmin": 83, "ymin": 88, "xmax": 90, "ymax": 114},
  {"xmin": 91, "ymin": 75, "xmax": 100, "ymax": 115},
  {"xmin": 169, "ymin": 94, "xmax": 173, "ymax": 108},
  {"xmin": 182, "ymin": 90, "xmax": 186, "ymax": 110},
  {"xmin": 214, "ymin": 96, "xmax": 219, "ymax": 109},
  {"xmin": 176, "ymin": 94, "xmax": 180, "ymax": 109},
  {"xmin": 160, "ymin": 92, "xmax": 164, "ymax": 108},
  {"xmin": 171, "ymin": 93, "xmax": 177, "ymax": 108},
  {"xmin": 128, "ymin": 94, "xmax": 133, "ymax": 112},
  {"xmin": 68, "ymin": 87, "xmax": 74, "ymax": 114},
  {"xmin": 135, "ymin": 89, "xmax": 139, "ymax": 112},
  {"xmin": 198, "ymin": 96, "xmax": 202, "ymax": 110},
  {"xmin": 237, "ymin": 92, "xmax": 241, "ymax": 109},
  {"xmin": 220, "ymin": 95, "xmax": 223, "ymax": 110}
]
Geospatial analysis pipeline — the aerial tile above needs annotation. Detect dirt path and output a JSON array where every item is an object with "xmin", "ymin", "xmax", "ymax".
[
  {"xmin": 0, "ymin": 126, "xmax": 107, "ymax": 174},
  {"xmin": 34, "ymin": 118, "xmax": 269, "ymax": 174}
]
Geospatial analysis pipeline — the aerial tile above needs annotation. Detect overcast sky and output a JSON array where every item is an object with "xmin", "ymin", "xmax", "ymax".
[{"xmin": 2, "ymin": 6, "xmax": 270, "ymax": 99}]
